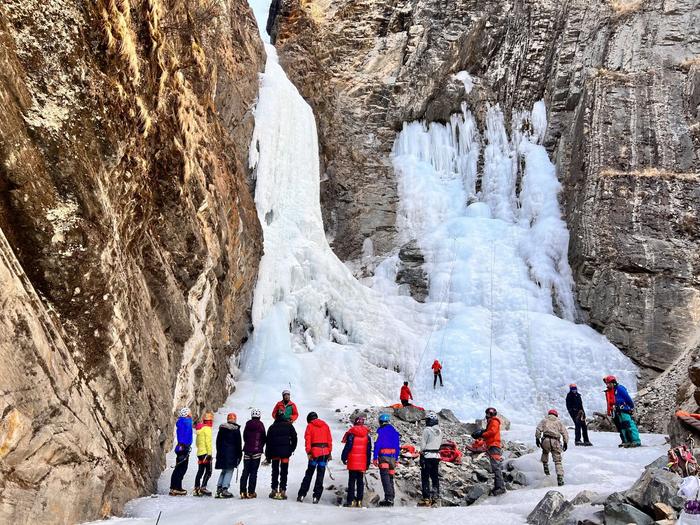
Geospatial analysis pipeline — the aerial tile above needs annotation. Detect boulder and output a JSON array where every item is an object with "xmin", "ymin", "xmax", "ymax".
[
  {"xmin": 644, "ymin": 455, "xmax": 670, "ymax": 470},
  {"xmin": 571, "ymin": 490, "xmax": 600, "ymax": 506},
  {"xmin": 651, "ymin": 502, "xmax": 677, "ymax": 521},
  {"xmin": 604, "ymin": 492, "xmax": 654, "ymax": 525},
  {"xmin": 465, "ymin": 483, "xmax": 490, "ymax": 505},
  {"xmin": 393, "ymin": 405, "xmax": 426, "ymax": 423},
  {"xmin": 526, "ymin": 491, "xmax": 574, "ymax": 525},
  {"xmin": 624, "ymin": 467, "xmax": 684, "ymax": 513}
]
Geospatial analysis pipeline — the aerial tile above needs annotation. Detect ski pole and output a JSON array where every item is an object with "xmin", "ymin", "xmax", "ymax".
[{"xmin": 155, "ymin": 511, "xmax": 162, "ymax": 525}]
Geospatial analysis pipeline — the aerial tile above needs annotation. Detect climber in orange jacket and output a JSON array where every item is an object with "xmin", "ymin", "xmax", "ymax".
[
  {"xmin": 431, "ymin": 360, "xmax": 443, "ymax": 388},
  {"xmin": 400, "ymin": 381, "xmax": 413, "ymax": 407},
  {"xmin": 471, "ymin": 407, "xmax": 505, "ymax": 496}
]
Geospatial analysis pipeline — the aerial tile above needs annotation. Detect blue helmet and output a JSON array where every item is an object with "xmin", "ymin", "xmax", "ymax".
[{"xmin": 378, "ymin": 413, "xmax": 391, "ymax": 424}]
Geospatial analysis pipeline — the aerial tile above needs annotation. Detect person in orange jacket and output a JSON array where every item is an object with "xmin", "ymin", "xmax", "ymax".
[
  {"xmin": 400, "ymin": 381, "xmax": 413, "ymax": 407},
  {"xmin": 471, "ymin": 407, "xmax": 505, "ymax": 496},
  {"xmin": 431, "ymin": 360, "xmax": 443, "ymax": 388},
  {"xmin": 271, "ymin": 389, "xmax": 299, "ymax": 423},
  {"xmin": 297, "ymin": 412, "xmax": 332, "ymax": 504}
]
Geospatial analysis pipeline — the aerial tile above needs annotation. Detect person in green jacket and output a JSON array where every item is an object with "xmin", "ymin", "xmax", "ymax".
[{"xmin": 194, "ymin": 411, "xmax": 214, "ymax": 496}]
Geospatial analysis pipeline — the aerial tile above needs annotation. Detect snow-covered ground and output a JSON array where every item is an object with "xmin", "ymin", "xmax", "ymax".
[{"xmin": 91, "ymin": 5, "xmax": 659, "ymax": 522}]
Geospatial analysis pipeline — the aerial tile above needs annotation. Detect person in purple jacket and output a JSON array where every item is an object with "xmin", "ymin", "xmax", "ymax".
[
  {"xmin": 373, "ymin": 413, "xmax": 400, "ymax": 506},
  {"xmin": 169, "ymin": 407, "xmax": 194, "ymax": 495},
  {"xmin": 239, "ymin": 408, "xmax": 267, "ymax": 498}
]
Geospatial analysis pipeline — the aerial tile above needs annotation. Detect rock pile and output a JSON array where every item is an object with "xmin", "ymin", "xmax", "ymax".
[{"xmin": 331, "ymin": 405, "xmax": 531, "ymax": 507}]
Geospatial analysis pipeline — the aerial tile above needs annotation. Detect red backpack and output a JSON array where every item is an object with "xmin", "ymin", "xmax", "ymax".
[{"xmin": 439, "ymin": 440, "xmax": 463, "ymax": 464}]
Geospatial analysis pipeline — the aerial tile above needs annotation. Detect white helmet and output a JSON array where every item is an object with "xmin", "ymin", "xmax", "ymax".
[
  {"xmin": 179, "ymin": 407, "xmax": 191, "ymax": 418},
  {"xmin": 251, "ymin": 408, "xmax": 261, "ymax": 418},
  {"xmin": 282, "ymin": 389, "xmax": 291, "ymax": 396},
  {"xmin": 425, "ymin": 411, "xmax": 438, "ymax": 422}
]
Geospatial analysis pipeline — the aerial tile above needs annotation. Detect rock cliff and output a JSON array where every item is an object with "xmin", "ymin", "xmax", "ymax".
[
  {"xmin": 267, "ymin": 0, "xmax": 699, "ymax": 425},
  {"xmin": 0, "ymin": 0, "xmax": 263, "ymax": 522}
]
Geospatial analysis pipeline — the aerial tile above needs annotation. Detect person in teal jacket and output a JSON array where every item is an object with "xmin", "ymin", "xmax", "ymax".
[{"xmin": 605, "ymin": 376, "xmax": 641, "ymax": 447}]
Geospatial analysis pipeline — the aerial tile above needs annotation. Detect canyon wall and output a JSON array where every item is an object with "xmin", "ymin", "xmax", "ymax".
[
  {"xmin": 0, "ymin": 0, "xmax": 263, "ymax": 522},
  {"xmin": 267, "ymin": 0, "xmax": 699, "ymax": 427}
]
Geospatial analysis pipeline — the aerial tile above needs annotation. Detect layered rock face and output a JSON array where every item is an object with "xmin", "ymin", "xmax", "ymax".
[
  {"xmin": 0, "ymin": 0, "xmax": 263, "ymax": 522},
  {"xmin": 268, "ymin": 0, "xmax": 699, "ymax": 420}
]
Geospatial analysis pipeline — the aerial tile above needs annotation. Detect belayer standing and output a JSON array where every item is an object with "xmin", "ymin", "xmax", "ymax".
[
  {"xmin": 373, "ymin": 413, "xmax": 400, "ymax": 507},
  {"xmin": 265, "ymin": 410, "xmax": 298, "ymax": 500},
  {"xmin": 193, "ymin": 411, "xmax": 214, "ymax": 496},
  {"xmin": 169, "ymin": 407, "xmax": 193, "ymax": 496},
  {"xmin": 240, "ymin": 408, "xmax": 266, "ymax": 499},
  {"xmin": 417, "ymin": 411, "xmax": 442, "ymax": 507},
  {"xmin": 297, "ymin": 411, "xmax": 333, "ymax": 504},
  {"xmin": 471, "ymin": 407, "xmax": 505, "ymax": 496},
  {"xmin": 400, "ymin": 381, "xmax": 413, "ymax": 407},
  {"xmin": 604, "ymin": 375, "xmax": 641, "ymax": 448},
  {"xmin": 341, "ymin": 416, "xmax": 372, "ymax": 508},
  {"xmin": 535, "ymin": 409, "xmax": 569, "ymax": 486},
  {"xmin": 272, "ymin": 389, "xmax": 299, "ymax": 423},
  {"xmin": 566, "ymin": 384, "xmax": 592, "ymax": 446},
  {"xmin": 214, "ymin": 412, "xmax": 242, "ymax": 498},
  {"xmin": 432, "ymin": 360, "xmax": 443, "ymax": 388}
]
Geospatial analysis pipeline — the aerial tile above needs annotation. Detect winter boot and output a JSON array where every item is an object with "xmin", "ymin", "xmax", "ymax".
[
  {"xmin": 192, "ymin": 488, "xmax": 201, "ymax": 497},
  {"xmin": 557, "ymin": 476, "xmax": 565, "ymax": 486},
  {"xmin": 240, "ymin": 492, "xmax": 248, "ymax": 499},
  {"xmin": 352, "ymin": 499, "xmax": 362, "ymax": 507},
  {"xmin": 169, "ymin": 489, "xmax": 187, "ymax": 496},
  {"xmin": 221, "ymin": 489, "xmax": 233, "ymax": 499},
  {"xmin": 215, "ymin": 488, "xmax": 221, "ymax": 499},
  {"xmin": 248, "ymin": 492, "xmax": 257, "ymax": 499},
  {"xmin": 312, "ymin": 496, "xmax": 320, "ymax": 504},
  {"xmin": 199, "ymin": 487, "xmax": 212, "ymax": 496},
  {"xmin": 492, "ymin": 488, "xmax": 506, "ymax": 496},
  {"xmin": 379, "ymin": 500, "xmax": 394, "ymax": 507},
  {"xmin": 543, "ymin": 464, "xmax": 550, "ymax": 476},
  {"xmin": 417, "ymin": 498, "xmax": 432, "ymax": 507},
  {"xmin": 629, "ymin": 442, "xmax": 642, "ymax": 448},
  {"xmin": 269, "ymin": 490, "xmax": 278, "ymax": 499},
  {"xmin": 343, "ymin": 501, "xmax": 353, "ymax": 507},
  {"xmin": 575, "ymin": 441, "xmax": 583, "ymax": 446},
  {"xmin": 297, "ymin": 495, "xmax": 304, "ymax": 503},
  {"xmin": 279, "ymin": 490, "xmax": 288, "ymax": 500},
  {"xmin": 430, "ymin": 498, "xmax": 441, "ymax": 507},
  {"xmin": 618, "ymin": 443, "xmax": 627, "ymax": 448}
]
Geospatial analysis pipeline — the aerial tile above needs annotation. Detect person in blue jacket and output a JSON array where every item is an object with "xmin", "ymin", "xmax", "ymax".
[
  {"xmin": 373, "ymin": 413, "xmax": 400, "ymax": 506},
  {"xmin": 170, "ymin": 407, "xmax": 194, "ymax": 495},
  {"xmin": 605, "ymin": 376, "xmax": 641, "ymax": 447}
]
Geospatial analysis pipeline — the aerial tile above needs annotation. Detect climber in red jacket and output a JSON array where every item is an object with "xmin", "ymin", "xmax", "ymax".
[
  {"xmin": 400, "ymin": 381, "xmax": 413, "ymax": 407},
  {"xmin": 431, "ymin": 360, "xmax": 443, "ymax": 388},
  {"xmin": 271, "ymin": 389, "xmax": 299, "ymax": 423}
]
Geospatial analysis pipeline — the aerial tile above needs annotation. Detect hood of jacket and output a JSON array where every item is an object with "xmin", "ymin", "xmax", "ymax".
[
  {"xmin": 348, "ymin": 424, "xmax": 369, "ymax": 438},
  {"xmin": 219, "ymin": 422, "xmax": 240, "ymax": 431}
]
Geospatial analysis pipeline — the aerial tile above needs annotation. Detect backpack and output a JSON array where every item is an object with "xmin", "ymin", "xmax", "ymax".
[
  {"xmin": 465, "ymin": 438, "xmax": 488, "ymax": 453},
  {"xmin": 668, "ymin": 444, "xmax": 699, "ymax": 477},
  {"xmin": 439, "ymin": 440, "xmax": 463, "ymax": 464}
]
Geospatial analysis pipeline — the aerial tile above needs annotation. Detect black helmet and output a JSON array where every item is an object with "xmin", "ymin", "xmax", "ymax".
[
  {"xmin": 485, "ymin": 407, "xmax": 497, "ymax": 418},
  {"xmin": 307, "ymin": 411, "xmax": 318, "ymax": 423}
]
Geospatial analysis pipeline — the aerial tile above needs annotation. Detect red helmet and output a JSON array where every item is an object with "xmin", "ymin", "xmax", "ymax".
[
  {"xmin": 603, "ymin": 375, "xmax": 617, "ymax": 384},
  {"xmin": 548, "ymin": 409, "xmax": 559, "ymax": 417}
]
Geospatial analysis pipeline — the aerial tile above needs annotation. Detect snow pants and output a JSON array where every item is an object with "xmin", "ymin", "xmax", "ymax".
[
  {"xmin": 541, "ymin": 438, "xmax": 564, "ymax": 476},
  {"xmin": 612, "ymin": 412, "xmax": 626, "ymax": 444},
  {"xmin": 240, "ymin": 456, "xmax": 261, "ymax": 494},
  {"xmin": 346, "ymin": 470, "xmax": 365, "ymax": 504},
  {"xmin": 298, "ymin": 455, "xmax": 328, "ymax": 499},
  {"xmin": 170, "ymin": 449, "xmax": 190, "ymax": 491},
  {"xmin": 217, "ymin": 469, "xmax": 234, "ymax": 490},
  {"xmin": 420, "ymin": 458, "xmax": 440, "ymax": 499},
  {"xmin": 433, "ymin": 371, "xmax": 443, "ymax": 388},
  {"xmin": 194, "ymin": 455, "xmax": 212, "ymax": 488},
  {"xmin": 401, "ymin": 399, "xmax": 410, "ymax": 407},
  {"xmin": 378, "ymin": 455, "xmax": 396, "ymax": 502},
  {"xmin": 271, "ymin": 457, "xmax": 289, "ymax": 491},
  {"xmin": 618, "ymin": 412, "xmax": 641, "ymax": 445},
  {"xmin": 488, "ymin": 446, "xmax": 505, "ymax": 491},
  {"xmin": 574, "ymin": 418, "xmax": 590, "ymax": 444}
]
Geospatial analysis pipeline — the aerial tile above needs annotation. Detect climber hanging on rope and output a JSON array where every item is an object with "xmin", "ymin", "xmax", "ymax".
[{"xmin": 431, "ymin": 360, "xmax": 443, "ymax": 389}]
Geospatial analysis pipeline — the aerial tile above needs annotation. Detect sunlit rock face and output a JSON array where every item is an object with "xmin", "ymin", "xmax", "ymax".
[{"xmin": 0, "ymin": 0, "xmax": 264, "ymax": 522}]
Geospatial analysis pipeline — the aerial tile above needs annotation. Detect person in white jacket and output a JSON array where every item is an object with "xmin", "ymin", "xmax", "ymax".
[{"xmin": 418, "ymin": 411, "xmax": 442, "ymax": 507}]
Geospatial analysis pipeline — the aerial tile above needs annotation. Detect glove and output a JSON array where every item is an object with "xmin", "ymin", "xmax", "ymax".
[
  {"xmin": 563, "ymin": 442, "xmax": 568, "ymax": 452},
  {"xmin": 372, "ymin": 459, "xmax": 378, "ymax": 467},
  {"xmin": 328, "ymin": 454, "xmax": 332, "ymax": 461},
  {"xmin": 535, "ymin": 437, "xmax": 541, "ymax": 448},
  {"xmin": 471, "ymin": 430, "xmax": 484, "ymax": 439},
  {"xmin": 206, "ymin": 454, "xmax": 212, "ymax": 463},
  {"xmin": 308, "ymin": 453, "xmax": 313, "ymax": 460},
  {"xmin": 342, "ymin": 459, "xmax": 347, "ymax": 465},
  {"xmin": 419, "ymin": 454, "xmax": 425, "ymax": 469},
  {"xmin": 577, "ymin": 410, "xmax": 585, "ymax": 421},
  {"xmin": 175, "ymin": 444, "xmax": 183, "ymax": 453}
]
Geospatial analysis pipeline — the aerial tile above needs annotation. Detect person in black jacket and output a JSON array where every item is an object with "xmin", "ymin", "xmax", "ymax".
[
  {"xmin": 566, "ymin": 384, "xmax": 592, "ymax": 446},
  {"xmin": 215, "ymin": 413, "xmax": 243, "ymax": 498},
  {"xmin": 265, "ymin": 410, "xmax": 298, "ymax": 500}
]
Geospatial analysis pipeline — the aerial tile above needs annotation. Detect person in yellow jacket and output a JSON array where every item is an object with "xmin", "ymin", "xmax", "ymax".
[{"xmin": 194, "ymin": 412, "xmax": 214, "ymax": 496}]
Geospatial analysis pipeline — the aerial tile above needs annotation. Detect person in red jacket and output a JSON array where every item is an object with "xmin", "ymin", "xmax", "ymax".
[
  {"xmin": 400, "ymin": 381, "xmax": 413, "ymax": 407},
  {"xmin": 271, "ymin": 389, "xmax": 299, "ymax": 423},
  {"xmin": 297, "ymin": 412, "xmax": 332, "ymax": 504},
  {"xmin": 471, "ymin": 407, "xmax": 505, "ymax": 496},
  {"xmin": 431, "ymin": 360, "xmax": 443, "ymax": 388},
  {"xmin": 341, "ymin": 416, "xmax": 372, "ymax": 507}
]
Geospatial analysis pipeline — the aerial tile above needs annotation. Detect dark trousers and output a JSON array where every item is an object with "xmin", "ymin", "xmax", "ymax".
[
  {"xmin": 170, "ymin": 449, "xmax": 190, "ymax": 490},
  {"xmin": 346, "ymin": 470, "xmax": 365, "ymax": 503},
  {"xmin": 271, "ymin": 458, "xmax": 289, "ymax": 491},
  {"xmin": 433, "ymin": 371, "xmax": 443, "ymax": 388},
  {"xmin": 420, "ymin": 457, "xmax": 440, "ymax": 499},
  {"xmin": 240, "ymin": 456, "xmax": 261, "ymax": 494},
  {"xmin": 488, "ymin": 447, "xmax": 504, "ymax": 490},
  {"xmin": 378, "ymin": 456, "xmax": 396, "ymax": 502},
  {"xmin": 194, "ymin": 455, "xmax": 212, "ymax": 488},
  {"xmin": 574, "ymin": 418, "xmax": 590, "ymax": 443},
  {"xmin": 298, "ymin": 455, "xmax": 328, "ymax": 499},
  {"xmin": 401, "ymin": 399, "xmax": 410, "ymax": 407}
]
